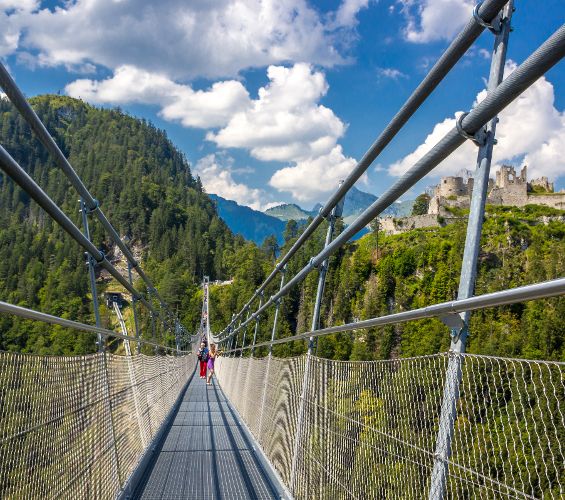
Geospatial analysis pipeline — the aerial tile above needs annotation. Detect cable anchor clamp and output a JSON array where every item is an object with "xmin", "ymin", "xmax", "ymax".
[
  {"xmin": 94, "ymin": 249, "xmax": 106, "ymax": 265},
  {"xmin": 473, "ymin": 2, "xmax": 502, "ymax": 35},
  {"xmin": 85, "ymin": 198, "xmax": 100, "ymax": 214},
  {"xmin": 456, "ymin": 113, "xmax": 487, "ymax": 147}
]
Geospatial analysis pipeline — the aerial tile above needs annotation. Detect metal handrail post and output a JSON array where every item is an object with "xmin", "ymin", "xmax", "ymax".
[
  {"xmin": 175, "ymin": 321, "xmax": 181, "ymax": 354},
  {"xmin": 240, "ymin": 309, "xmax": 251, "ymax": 358},
  {"xmin": 148, "ymin": 289, "xmax": 157, "ymax": 354},
  {"xmin": 231, "ymin": 314, "xmax": 241, "ymax": 357},
  {"xmin": 251, "ymin": 292, "xmax": 264, "ymax": 357},
  {"xmin": 429, "ymin": 4, "xmax": 514, "ymax": 498},
  {"xmin": 258, "ymin": 265, "xmax": 287, "ymax": 439},
  {"xmin": 79, "ymin": 198, "xmax": 102, "ymax": 351},
  {"xmin": 269, "ymin": 266, "xmax": 287, "ymax": 356},
  {"xmin": 311, "ymin": 184, "xmax": 345, "ymax": 349},
  {"xmin": 290, "ymin": 186, "xmax": 345, "ymax": 494},
  {"xmin": 127, "ymin": 261, "xmax": 142, "ymax": 354}
]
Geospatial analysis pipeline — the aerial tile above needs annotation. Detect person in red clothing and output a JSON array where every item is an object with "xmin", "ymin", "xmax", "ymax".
[{"xmin": 197, "ymin": 343, "xmax": 209, "ymax": 379}]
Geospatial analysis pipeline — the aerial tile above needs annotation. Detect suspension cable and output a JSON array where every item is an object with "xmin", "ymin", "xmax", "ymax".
[
  {"xmin": 0, "ymin": 62, "xmax": 180, "ymax": 330},
  {"xmin": 218, "ymin": 24, "xmax": 565, "ymax": 343},
  {"xmin": 219, "ymin": 0, "xmax": 511, "ymax": 336}
]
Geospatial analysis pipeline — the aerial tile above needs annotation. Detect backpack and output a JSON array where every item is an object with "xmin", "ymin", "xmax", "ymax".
[{"xmin": 199, "ymin": 348, "xmax": 209, "ymax": 362}]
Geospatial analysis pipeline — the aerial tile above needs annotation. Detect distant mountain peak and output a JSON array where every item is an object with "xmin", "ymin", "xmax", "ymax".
[
  {"xmin": 210, "ymin": 194, "xmax": 286, "ymax": 245},
  {"xmin": 264, "ymin": 203, "xmax": 311, "ymax": 221}
]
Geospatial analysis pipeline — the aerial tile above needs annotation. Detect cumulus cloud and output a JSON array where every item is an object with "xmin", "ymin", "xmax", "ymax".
[
  {"xmin": 0, "ymin": 0, "xmax": 38, "ymax": 57},
  {"xmin": 398, "ymin": 0, "xmax": 474, "ymax": 43},
  {"xmin": 269, "ymin": 145, "xmax": 358, "ymax": 201},
  {"xmin": 333, "ymin": 0, "xmax": 371, "ymax": 28},
  {"xmin": 66, "ymin": 65, "xmax": 251, "ymax": 128},
  {"xmin": 67, "ymin": 62, "xmax": 357, "ymax": 203},
  {"xmin": 194, "ymin": 154, "xmax": 269, "ymax": 210},
  {"xmin": 1, "ymin": 0, "xmax": 373, "ymax": 80},
  {"xmin": 377, "ymin": 67, "xmax": 408, "ymax": 80},
  {"xmin": 208, "ymin": 63, "xmax": 345, "ymax": 162},
  {"xmin": 388, "ymin": 62, "xmax": 565, "ymax": 182}
]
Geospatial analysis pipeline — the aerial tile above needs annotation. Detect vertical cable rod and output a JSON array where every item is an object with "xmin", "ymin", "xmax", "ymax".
[
  {"xmin": 79, "ymin": 198, "xmax": 103, "ymax": 351},
  {"xmin": 429, "ymin": 3, "xmax": 514, "ymax": 498}
]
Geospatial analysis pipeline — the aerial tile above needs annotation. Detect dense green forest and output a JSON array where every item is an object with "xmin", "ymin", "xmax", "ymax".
[
  {"xmin": 0, "ymin": 95, "xmax": 242, "ymax": 354},
  {"xmin": 1, "ymin": 95, "xmax": 563, "ymax": 361},
  {"xmin": 210, "ymin": 205, "xmax": 565, "ymax": 362}
]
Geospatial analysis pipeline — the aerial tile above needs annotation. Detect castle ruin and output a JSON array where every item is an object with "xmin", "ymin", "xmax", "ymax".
[
  {"xmin": 428, "ymin": 165, "xmax": 565, "ymax": 214},
  {"xmin": 380, "ymin": 165, "xmax": 565, "ymax": 235}
]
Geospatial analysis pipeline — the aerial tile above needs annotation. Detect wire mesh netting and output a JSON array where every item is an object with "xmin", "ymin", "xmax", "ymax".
[
  {"xmin": 0, "ymin": 350, "xmax": 193, "ymax": 499},
  {"xmin": 215, "ymin": 352, "xmax": 564, "ymax": 499}
]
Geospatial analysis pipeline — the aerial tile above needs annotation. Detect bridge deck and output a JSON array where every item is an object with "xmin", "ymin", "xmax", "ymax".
[{"xmin": 134, "ymin": 372, "xmax": 280, "ymax": 499}]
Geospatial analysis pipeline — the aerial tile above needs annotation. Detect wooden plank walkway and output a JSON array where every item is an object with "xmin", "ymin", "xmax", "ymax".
[{"xmin": 133, "ymin": 373, "xmax": 281, "ymax": 499}]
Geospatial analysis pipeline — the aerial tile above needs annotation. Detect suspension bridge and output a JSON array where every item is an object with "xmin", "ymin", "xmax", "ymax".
[{"xmin": 0, "ymin": 1, "xmax": 564, "ymax": 498}]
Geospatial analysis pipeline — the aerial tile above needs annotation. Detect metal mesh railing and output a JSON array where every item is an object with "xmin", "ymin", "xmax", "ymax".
[
  {"xmin": 215, "ymin": 352, "xmax": 564, "ymax": 499},
  {"xmin": 0, "ymin": 349, "xmax": 194, "ymax": 499}
]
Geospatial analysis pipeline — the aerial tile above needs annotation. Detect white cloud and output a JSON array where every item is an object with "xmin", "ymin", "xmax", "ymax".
[
  {"xmin": 194, "ymin": 154, "xmax": 269, "ymax": 210},
  {"xmin": 333, "ymin": 0, "xmax": 371, "ymax": 28},
  {"xmin": 0, "ymin": 0, "xmax": 38, "ymax": 9},
  {"xmin": 1, "ymin": 0, "xmax": 373, "ymax": 80},
  {"xmin": 377, "ymin": 67, "xmax": 408, "ymax": 80},
  {"xmin": 68, "ymin": 62, "xmax": 358, "ymax": 204},
  {"xmin": 208, "ymin": 63, "xmax": 346, "ymax": 162},
  {"xmin": 388, "ymin": 62, "xmax": 565, "ymax": 182},
  {"xmin": 478, "ymin": 48, "xmax": 491, "ymax": 60},
  {"xmin": 66, "ymin": 65, "xmax": 251, "ymax": 128},
  {"xmin": 269, "ymin": 145, "xmax": 358, "ymax": 201},
  {"xmin": 398, "ymin": 0, "xmax": 474, "ymax": 43}
]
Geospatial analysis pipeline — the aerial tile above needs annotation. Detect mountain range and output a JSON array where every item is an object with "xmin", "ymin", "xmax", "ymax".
[
  {"xmin": 209, "ymin": 194, "xmax": 286, "ymax": 245},
  {"xmin": 211, "ymin": 186, "xmax": 414, "ymax": 245}
]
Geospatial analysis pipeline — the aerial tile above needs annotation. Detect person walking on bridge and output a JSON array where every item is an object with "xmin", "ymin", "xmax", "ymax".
[
  {"xmin": 197, "ymin": 342, "xmax": 209, "ymax": 379},
  {"xmin": 206, "ymin": 343, "xmax": 220, "ymax": 385}
]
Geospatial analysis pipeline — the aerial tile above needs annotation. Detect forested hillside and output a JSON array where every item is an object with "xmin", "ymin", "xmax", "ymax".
[
  {"xmin": 0, "ymin": 95, "xmax": 242, "ymax": 354},
  {"xmin": 209, "ymin": 205, "xmax": 565, "ymax": 362},
  {"xmin": 1, "ymin": 95, "xmax": 563, "ymax": 362}
]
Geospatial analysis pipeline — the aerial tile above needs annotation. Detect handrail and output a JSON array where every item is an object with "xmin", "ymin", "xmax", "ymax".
[
  {"xmin": 0, "ymin": 300, "xmax": 189, "ymax": 353},
  {"xmin": 218, "ymin": 24, "xmax": 565, "ymax": 343},
  {"xmin": 223, "ymin": 276, "xmax": 565, "ymax": 352},
  {"xmin": 220, "ymin": 0, "xmax": 511, "ymax": 336}
]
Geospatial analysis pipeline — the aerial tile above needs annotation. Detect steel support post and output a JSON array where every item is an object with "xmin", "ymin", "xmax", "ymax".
[
  {"xmin": 290, "ymin": 188, "xmax": 345, "ymax": 494},
  {"xmin": 227, "ymin": 313, "xmax": 235, "ymax": 356},
  {"xmin": 231, "ymin": 314, "xmax": 241, "ymax": 357},
  {"xmin": 429, "ymin": 4, "xmax": 513, "ymax": 498},
  {"xmin": 258, "ymin": 265, "xmax": 287, "ymax": 438},
  {"xmin": 127, "ymin": 261, "xmax": 142, "ymax": 354},
  {"xmin": 148, "ymin": 288, "xmax": 157, "ymax": 354},
  {"xmin": 80, "ymin": 198, "xmax": 102, "ymax": 351},
  {"xmin": 251, "ymin": 293, "xmax": 264, "ymax": 356},
  {"xmin": 269, "ymin": 266, "xmax": 287, "ymax": 356},
  {"xmin": 240, "ymin": 309, "xmax": 251, "ymax": 358},
  {"xmin": 175, "ymin": 321, "xmax": 180, "ymax": 354},
  {"xmin": 311, "ymin": 190, "xmax": 345, "ymax": 351}
]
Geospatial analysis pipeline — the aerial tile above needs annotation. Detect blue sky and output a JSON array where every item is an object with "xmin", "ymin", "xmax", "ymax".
[{"xmin": 1, "ymin": 0, "xmax": 564, "ymax": 210}]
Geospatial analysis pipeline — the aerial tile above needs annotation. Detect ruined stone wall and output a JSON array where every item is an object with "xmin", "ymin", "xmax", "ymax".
[
  {"xmin": 529, "ymin": 177, "xmax": 554, "ymax": 192},
  {"xmin": 526, "ymin": 193, "xmax": 565, "ymax": 210},
  {"xmin": 379, "ymin": 214, "xmax": 461, "ymax": 235},
  {"xmin": 488, "ymin": 183, "xmax": 528, "ymax": 206},
  {"xmin": 428, "ymin": 195, "xmax": 470, "ymax": 214}
]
